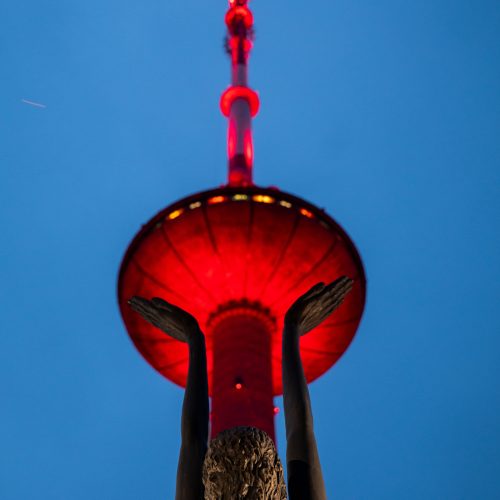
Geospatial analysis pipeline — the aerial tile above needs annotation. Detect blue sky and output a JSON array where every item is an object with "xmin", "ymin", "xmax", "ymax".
[{"xmin": 1, "ymin": 0, "xmax": 499, "ymax": 498}]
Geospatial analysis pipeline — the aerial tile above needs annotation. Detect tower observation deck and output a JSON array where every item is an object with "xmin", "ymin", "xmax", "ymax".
[{"xmin": 118, "ymin": 0, "xmax": 366, "ymax": 442}]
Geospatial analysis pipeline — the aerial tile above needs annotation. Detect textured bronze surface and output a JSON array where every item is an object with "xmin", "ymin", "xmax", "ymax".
[{"xmin": 202, "ymin": 426, "xmax": 287, "ymax": 499}]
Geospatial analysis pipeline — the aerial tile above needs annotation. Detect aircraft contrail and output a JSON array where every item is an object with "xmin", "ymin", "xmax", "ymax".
[{"xmin": 21, "ymin": 99, "xmax": 46, "ymax": 108}]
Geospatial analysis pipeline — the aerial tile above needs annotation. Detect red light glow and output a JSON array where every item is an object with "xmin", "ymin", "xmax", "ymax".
[
  {"xmin": 225, "ymin": 6, "xmax": 254, "ymax": 29},
  {"xmin": 252, "ymin": 194, "xmax": 274, "ymax": 204},
  {"xmin": 228, "ymin": 37, "xmax": 253, "ymax": 56},
  {"xmin": 167, "ymin": 209, "xmax": 183, "ymax": 220},
  {"xmin": 228, "ymin": 121, "xmax": 237, "ymax": 159},
  {"xmin": 232, "ymin": 194, "xmax": 249, "ymax": 201},
  {"xmin": 300, "ymin": 208, "xmax": 314, "ymax": 219},
  {"xmin": 235, "ymin": 382, "xmax": 243, "ymax": 390},
  {"xmin": 208, "ymin": 196, "xmax": 227, "ymax": 205},
  {"xmin": 244, "ymin": 129, "xmax": 253, "ymax": 166},
  {"xmin": 274, "ymin": 406, "xmax": 280, "ymax": 415},
  {"xmin": 220, "ymin": 86, "xmax": 260, "ymax": 117}
]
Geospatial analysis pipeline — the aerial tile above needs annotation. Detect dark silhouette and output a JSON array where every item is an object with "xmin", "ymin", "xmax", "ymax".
[{"xmin": 129, "ymin": 276, "xmax": 353, "ymax": 499}]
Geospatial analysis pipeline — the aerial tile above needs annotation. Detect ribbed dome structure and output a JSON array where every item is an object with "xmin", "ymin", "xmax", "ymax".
[{"xmin": 118, "ymin": 185, "xmax": 365, "ymax": 397}]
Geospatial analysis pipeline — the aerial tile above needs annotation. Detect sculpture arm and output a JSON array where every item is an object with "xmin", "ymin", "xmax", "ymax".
[
  {"xmin": 282, "ymin": 277, "xmax": 353, "ymax": 500},
  {"xmin": 175, "ymin": 333, "xmax": 209, "ymax": 500},
  {"xmin": 282, "ymin": 324, "xmax": 327, "ymax": 500},
  {"xmin": 128, "ymin": 297, "xmax": 209, "ymax": 500}
]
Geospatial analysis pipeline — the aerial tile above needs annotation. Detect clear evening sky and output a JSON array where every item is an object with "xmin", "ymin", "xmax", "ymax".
[{"xmin": 1, "ymin": 0, "xmax": 499, "ymax": 498}]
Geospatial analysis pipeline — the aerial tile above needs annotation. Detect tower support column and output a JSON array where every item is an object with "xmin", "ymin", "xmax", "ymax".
[{"xmin": 209, "ymin": 305, "xmax": 275, "ymax": 442}]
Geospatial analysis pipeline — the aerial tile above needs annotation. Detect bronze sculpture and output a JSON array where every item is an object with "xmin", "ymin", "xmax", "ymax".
[{"xmin": 129, "ymin": 276, "xmax": 353, "ymax": 499}]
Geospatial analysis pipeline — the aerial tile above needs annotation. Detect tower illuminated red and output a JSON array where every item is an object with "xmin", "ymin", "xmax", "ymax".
[{"xmin": 118, "ymin": 0, "xmax": 365, "ymax": 442}]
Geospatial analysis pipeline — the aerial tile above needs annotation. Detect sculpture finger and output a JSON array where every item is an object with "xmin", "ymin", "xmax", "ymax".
[
  {"xmin": 301, "ymin": 299, "xmax": 317, "ymax": 317},
  {"xmin": 301, "ymin": 282, "xmax": 326, "ymax": 301},
  {"xmin": 326, "ymin": 283, "xmax": 352, "ymax": 303},
  {"xmin": 156, "ymin": 318, "xmax": 188, "ymax": 342},
  {"xmin": 321, "ymin": 301, "xmax": 345, "ymax": 320},
  {"xmin": 130, "ymin": 304, "xmax": 163, "ymax": 326},
  {"xmin": 129, "ymin": 298, "xmax": 168, "ymax": 326},
  {"xmin": 129, "ymin": 296, "xmax": 152, "ymax": 309},
  {"xmin": 161, "ymin": 327, "xmax": 187, "ymax": 342},
  {"xmin": 300, "ymin": 296, "xmax": 351, "ymax": 334},
  {"xmin": 324, "ymin": 284, "xmax": 352, "ymax": 308},
  {"xmin": 145, "ymin": 316, "xmax": 186, "ymax": 341},
  {"xmin": 302, "ymin": 285, "xmax": 331, "ymax": 313},
  {"xmin": 130, "ymin": 297, "xmax": 175, "ymax": 325},
  {"xmin": 135, "ymin": 307, "xmax": 163, "ymax": 327},
  {"xmin": 323, "ymin": 276, "xmax": 352, "ymax": 296},
  {"xmin": 151, "ymin": 297, "xmax": 174, "ymax": 311},
  {"xmin": 128, "ymin": 298, "xmax": 188, "ymax": 341},
  {"xmin": 320, "ymin": 295, "xmax": 350, "ymax": 322},
  {"xmin": 152, "ymin": 298, "xmax": 195, "ymax": 325},
  {"xmin": 137, "ymin": 311, "xmax": 185, "ymax": 341},
  {"xmin": 300, "ymin": 319, "xmax": 321, "ymax": 335},
  {"xmin": 129, "ymin": 296, "xmax": 167, "ymax": 316},
  {"xmin": 128, "ymin": 297, "xmax": 157, "ymax": 317},
  {"xmin": 322, "ymin": 279, "xmax": 353, "ymax": 306},
  {"xmin": 301, "ymin": 278, "xmax": 350, "ymax": 315},
  {"xmin": 301, "ymin": 310, "xmax": 335, "ymax": 334}
]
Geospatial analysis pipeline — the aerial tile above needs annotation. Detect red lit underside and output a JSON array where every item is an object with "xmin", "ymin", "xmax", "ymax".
[{"xmin": 118, "ymin": 186, "xmax": 366, "ymax": 437}]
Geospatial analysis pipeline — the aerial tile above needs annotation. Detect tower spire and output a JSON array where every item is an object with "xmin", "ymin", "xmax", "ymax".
[{"xmin": 220, "ymin": 0, "xmax": 259, "ymax": 186}]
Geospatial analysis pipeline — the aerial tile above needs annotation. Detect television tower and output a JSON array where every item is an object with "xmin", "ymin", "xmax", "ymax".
[{"xmin": 118, "ymin": 0, "xmax": 365, "ymax": 442}]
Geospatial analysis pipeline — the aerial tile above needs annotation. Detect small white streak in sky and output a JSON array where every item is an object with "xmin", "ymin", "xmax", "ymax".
[{"xmin": 21, "ymin": 99, "xmax": 46, "ymax": 108}]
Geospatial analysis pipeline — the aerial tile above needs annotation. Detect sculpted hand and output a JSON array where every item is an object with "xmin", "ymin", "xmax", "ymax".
[
  {"xmin": 285, "ymin": 276, "xmax": 353, "ymax": 336},
  {"xmin": 128, "ymin": 296, "xmax": 202, "ymax": 344}
]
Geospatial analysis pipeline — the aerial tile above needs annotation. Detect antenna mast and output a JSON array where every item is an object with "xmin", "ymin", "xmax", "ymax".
[{"xmin": 221, "ymin": 0, "xmax": 259, "ymax": 186}]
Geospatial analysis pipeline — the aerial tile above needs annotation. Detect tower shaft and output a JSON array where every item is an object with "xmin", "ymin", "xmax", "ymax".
[{"xmin": 210, "ymin": 306, "xmax": 275, "ymax": 441}]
